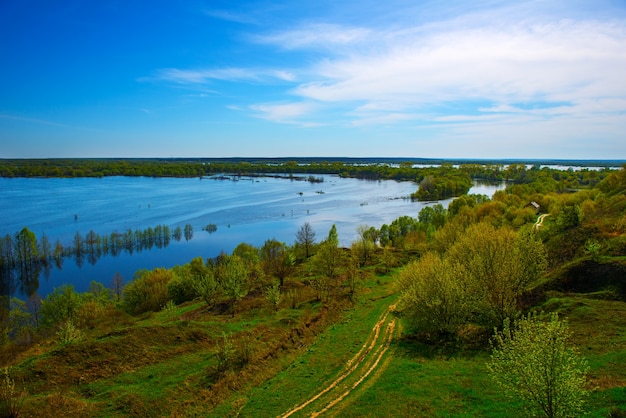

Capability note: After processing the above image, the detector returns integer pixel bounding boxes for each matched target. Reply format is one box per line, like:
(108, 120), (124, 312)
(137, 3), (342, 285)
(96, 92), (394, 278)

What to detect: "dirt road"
(534, 213), (550, 229)
(280, 304), (397, 417)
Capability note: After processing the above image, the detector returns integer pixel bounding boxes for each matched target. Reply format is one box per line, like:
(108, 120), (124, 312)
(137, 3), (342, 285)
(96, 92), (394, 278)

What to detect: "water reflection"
(0, 177), (505, 299)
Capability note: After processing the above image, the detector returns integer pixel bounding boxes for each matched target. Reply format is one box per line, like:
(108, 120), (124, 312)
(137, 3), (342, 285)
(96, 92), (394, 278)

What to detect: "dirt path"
(534, 213), (550, 229)
(280, 304), (397, 417)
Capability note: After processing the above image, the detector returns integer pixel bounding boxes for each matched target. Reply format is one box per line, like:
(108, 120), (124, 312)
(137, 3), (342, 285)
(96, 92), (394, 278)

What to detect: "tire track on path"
(280, 304), (397, 418)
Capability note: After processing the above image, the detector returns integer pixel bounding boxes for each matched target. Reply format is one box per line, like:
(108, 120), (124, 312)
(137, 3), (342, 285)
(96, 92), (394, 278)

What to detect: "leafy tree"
(418, 204), (447, 229)
(14, 228), (40, 293)
(40, 284), (82, 328)
(310, 240), (344, 279)
(327, 224), (339, 247)
(215, 332), (235, 374)
(556, 204), (581, 231)
(232, 243), (261, 283)
(260, 239), (293, 286)
(193, 269), (221, 308)
(184, 224), (194, 241)
(122, 268), (173, 315)
(166, 271), (196, 305)
(397, 252), (471, 334)
(447, 223), (547, 325)
(218, 255), (249, 317)
(487, 313), (589, 418)
(14, 227), (38, 271)
(353, 225), (376, 265)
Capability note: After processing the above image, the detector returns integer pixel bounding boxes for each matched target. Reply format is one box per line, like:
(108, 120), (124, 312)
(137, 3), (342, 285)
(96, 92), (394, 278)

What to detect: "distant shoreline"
(1, 156), (624, 167)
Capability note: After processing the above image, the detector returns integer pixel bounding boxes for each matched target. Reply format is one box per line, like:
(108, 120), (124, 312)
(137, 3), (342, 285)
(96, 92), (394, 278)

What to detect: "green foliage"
(217, 255), (249, 317)
(56, 319), (83, 344)
(487, 313), (589, 417)
(584, 239), (602, 260)
(398, 252), (472, 334)
(193, 269), (221, 308)
(264, 282), (281, 312)
(122, 268), (173, 315)
(4, 298), (33, 343)
(260, 239), (293, 286)
(214, 332), (235, 375)
(166, 273), (195, 305)
(449, 194), (491, 217)
(412, 172), (472, 201)
(161, 300), (177, 316)
(556, 204), (582, 231)
(0, 367), (24, 418)
(447, 223), (547, 325)
(399, 222), (548, 332)
(40, 284), (82, 329)
(418, 204), (448, 229)
(310, 240), (344, 279)
(352, 225), (377, 265)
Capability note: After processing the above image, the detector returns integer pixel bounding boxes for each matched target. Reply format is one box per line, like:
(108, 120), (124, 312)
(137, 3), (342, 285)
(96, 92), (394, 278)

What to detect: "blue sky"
(1, 0), (625, 159)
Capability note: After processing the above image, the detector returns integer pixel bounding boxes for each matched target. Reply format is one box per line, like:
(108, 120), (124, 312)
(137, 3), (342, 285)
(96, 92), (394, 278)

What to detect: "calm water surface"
(0, 175), (504, 299)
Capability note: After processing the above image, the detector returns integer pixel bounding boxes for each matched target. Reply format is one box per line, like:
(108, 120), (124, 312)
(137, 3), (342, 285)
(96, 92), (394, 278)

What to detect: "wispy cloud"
(0, 113), (74, 128)
(203, 9), (256, 25)
(254, 23), (371, 50)
(270, 16), (626, 139)
(249, 102), (320, 126)
(145, 67), (296, 84)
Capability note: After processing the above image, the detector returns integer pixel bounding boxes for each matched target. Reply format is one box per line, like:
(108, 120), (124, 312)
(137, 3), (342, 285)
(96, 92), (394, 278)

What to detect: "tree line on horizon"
(0, 159), (617, 203)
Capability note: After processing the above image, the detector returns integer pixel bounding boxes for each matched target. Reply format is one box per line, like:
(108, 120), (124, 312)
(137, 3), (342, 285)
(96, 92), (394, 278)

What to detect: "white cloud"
(292, 20), (626, 107)
(249, 102), (320, 126)
(148, 67), (296, 84)
(204, 9), (256, 24)
(255, 23), (371, 50)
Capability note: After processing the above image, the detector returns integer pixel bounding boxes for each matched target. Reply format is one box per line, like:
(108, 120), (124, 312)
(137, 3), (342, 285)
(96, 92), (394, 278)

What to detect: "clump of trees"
(397, 223), (547, 333)
(411, 171), (472, 201)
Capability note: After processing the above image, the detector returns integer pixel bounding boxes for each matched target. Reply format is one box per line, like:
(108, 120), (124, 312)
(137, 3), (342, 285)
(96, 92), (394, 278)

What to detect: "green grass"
(4, 267), (626, 417)
(234, 283), (398, 416)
